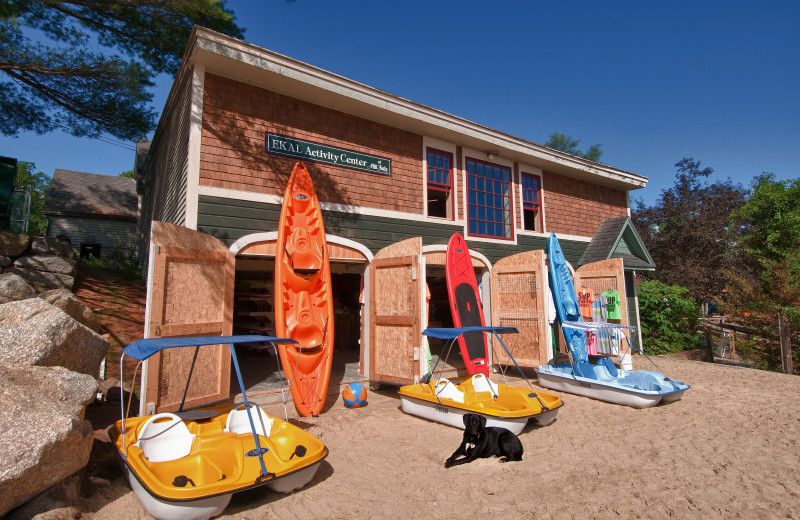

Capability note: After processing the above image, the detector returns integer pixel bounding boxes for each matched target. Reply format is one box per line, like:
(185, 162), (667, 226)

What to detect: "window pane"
(466, 157), (512, 239)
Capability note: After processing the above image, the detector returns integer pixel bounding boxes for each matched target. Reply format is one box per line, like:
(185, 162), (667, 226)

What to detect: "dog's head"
(463, 413), (487, 435)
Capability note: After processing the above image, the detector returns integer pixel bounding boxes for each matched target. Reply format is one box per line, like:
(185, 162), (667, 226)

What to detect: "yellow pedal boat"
(399, 327), (564, 434)
(111, 336), (328, 520)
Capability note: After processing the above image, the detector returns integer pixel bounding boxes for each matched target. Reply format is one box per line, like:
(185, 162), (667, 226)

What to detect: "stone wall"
(0, 232), (77, 292)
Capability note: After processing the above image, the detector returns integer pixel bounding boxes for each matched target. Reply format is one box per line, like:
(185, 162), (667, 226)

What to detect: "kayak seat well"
(284, 228), (323, 274)
(225, 404), (274, 437)
(135, 413), (196, 463)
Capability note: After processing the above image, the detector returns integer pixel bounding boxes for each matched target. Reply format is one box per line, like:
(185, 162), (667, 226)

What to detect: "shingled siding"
(197, 195), (589, 266)
(199, 74), (424, 215)
(48, 216), (137, 257)
(542, 169), (629, 237)
(137, 63), (192, 265)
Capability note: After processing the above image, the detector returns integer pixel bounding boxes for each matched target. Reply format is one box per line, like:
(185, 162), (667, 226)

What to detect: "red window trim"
(521, 171), (543, 231)
(426, 147), (455, 220)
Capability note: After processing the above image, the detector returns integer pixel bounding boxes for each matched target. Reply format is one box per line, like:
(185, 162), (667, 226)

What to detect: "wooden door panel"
(369, 237), (421, 385)
(490, 250), (549, 367)
(144, 222), (235, 413)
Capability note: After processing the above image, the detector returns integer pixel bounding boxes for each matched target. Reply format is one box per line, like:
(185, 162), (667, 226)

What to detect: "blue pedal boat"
(535, 234), (690, 408)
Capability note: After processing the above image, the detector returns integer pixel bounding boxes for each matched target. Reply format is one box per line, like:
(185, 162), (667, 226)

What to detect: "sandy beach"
(24, 356), (800, 520)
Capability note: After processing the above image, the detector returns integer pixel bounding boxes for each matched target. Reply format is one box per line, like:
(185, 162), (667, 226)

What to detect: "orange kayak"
(274, 161), (334, 416)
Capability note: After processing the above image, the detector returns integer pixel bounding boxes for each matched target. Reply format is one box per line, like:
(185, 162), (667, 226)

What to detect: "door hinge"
(411, 266), (417, 280)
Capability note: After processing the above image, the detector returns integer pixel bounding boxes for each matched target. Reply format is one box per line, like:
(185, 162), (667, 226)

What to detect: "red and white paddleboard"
(445, 233), (489, 376)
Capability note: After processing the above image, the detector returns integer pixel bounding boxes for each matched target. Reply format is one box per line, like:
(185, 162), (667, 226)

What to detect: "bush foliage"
(638, 280), (699, 355)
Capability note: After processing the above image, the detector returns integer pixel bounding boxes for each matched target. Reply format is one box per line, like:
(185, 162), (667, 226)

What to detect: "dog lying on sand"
(444, 413), (523, 468)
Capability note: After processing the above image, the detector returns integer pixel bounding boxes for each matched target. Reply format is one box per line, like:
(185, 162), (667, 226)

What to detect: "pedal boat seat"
(134, 413), (196, 463)
(225, 404), (274, 437)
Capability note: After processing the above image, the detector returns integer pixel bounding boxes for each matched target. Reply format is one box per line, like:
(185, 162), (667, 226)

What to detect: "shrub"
(638, 280), (700, 355)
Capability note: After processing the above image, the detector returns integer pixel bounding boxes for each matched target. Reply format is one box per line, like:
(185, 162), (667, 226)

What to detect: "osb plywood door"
(490, 250), (549, 368)
(574, 258), (629, 340)
(369, 237), (421, 385)
(145, 221), (235, 413)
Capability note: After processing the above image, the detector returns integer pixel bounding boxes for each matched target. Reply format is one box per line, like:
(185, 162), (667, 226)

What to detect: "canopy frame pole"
(229, 342), (272, 479)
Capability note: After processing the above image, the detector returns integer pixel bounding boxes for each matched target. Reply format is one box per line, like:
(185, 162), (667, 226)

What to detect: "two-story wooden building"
(135, 27), (655, 414)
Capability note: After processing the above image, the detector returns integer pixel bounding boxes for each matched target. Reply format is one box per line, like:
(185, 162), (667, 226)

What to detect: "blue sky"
(1, 1), (798, 207)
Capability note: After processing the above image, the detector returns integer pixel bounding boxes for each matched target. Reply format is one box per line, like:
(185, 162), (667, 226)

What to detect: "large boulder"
(13, 255), (77, 277)
(0, 232), (31, 257)
(0, 273), (36, 304)
(2, 267), (75, 292)
(0, 299), (109, 377)
(0, 363), (97, 517)
(38, 288), (102, 332)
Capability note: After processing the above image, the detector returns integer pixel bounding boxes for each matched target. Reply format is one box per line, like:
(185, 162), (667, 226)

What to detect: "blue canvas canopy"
(119, 334), (299, 475)
(422, 326), (519, 340)
(123, 335), (298, 361)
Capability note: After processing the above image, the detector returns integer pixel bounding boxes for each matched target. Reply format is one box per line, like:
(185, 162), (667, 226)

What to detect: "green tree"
(632, 158), (748, 306)
(14, 161), (50, 236)
(637, 280), (700, 355)
(1, 1), (245, 140)
(119, 169), (135, 178)
(720, 174), (800, 372)
(544, 132), (602, 162)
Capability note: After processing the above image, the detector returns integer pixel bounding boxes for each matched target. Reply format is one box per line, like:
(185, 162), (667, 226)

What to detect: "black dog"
(444, 413), (523, 468)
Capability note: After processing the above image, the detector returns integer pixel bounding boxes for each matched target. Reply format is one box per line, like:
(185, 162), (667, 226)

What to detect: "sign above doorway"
(266, 133), (392, 176)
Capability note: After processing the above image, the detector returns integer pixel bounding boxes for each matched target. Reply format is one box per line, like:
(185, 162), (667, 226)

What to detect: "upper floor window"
(521, 172), (543, 232)
(466, 158), (513, 239)
(427, 148), (453, 219)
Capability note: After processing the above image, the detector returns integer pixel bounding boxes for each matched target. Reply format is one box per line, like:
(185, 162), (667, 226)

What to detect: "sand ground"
(43, 355), (799, 520)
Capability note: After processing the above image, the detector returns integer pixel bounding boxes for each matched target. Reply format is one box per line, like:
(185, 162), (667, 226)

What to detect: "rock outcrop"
(0, 363), (97, 517)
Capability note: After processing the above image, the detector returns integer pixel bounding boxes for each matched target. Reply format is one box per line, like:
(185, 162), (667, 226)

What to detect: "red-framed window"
(427, 148), (453, 219)
(521, 172), (543, 232)
(466, 157), (513, 239)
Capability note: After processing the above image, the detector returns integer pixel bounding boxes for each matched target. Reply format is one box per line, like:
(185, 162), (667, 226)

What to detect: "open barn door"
(369, 237), (422, 385)
(142, 221), (235, 414)
(490, 249), (550, 367)
(574, 258), (629, 356)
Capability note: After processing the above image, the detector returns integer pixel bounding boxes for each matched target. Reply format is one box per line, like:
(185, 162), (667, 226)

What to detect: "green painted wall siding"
(198, 195), (588, 265)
